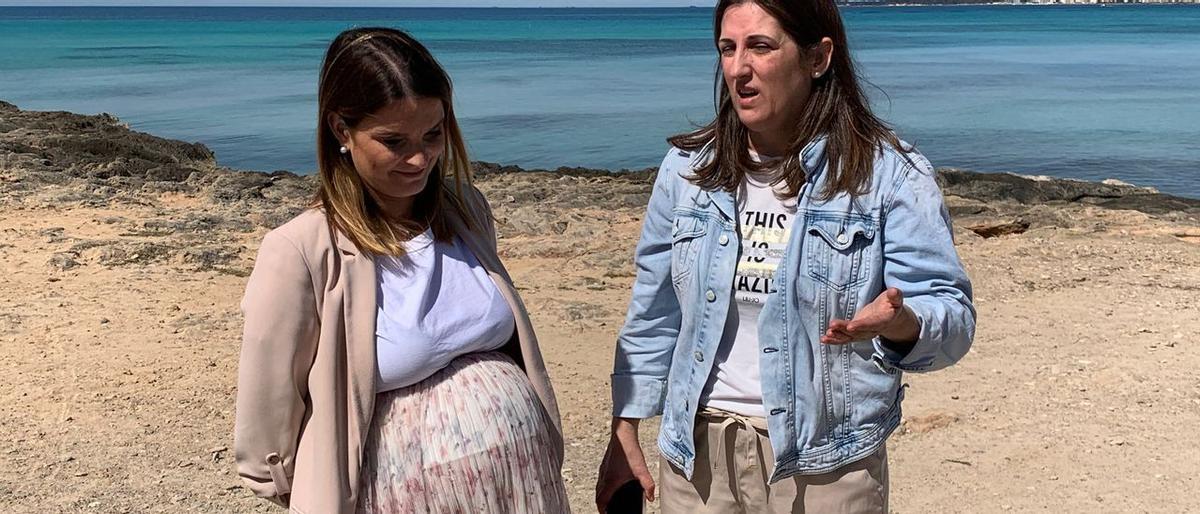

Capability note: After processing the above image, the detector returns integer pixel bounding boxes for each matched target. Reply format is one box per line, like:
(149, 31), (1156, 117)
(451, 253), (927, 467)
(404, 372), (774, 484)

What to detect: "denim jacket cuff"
(611, 374), (667, 418)
(871, 337), (907, 372)
(872, 302), (937, 373)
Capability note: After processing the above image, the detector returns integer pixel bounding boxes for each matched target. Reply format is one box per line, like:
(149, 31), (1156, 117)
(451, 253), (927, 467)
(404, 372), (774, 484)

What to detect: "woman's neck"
(372, 193), (416, 225)
(747, 130), (789, 159)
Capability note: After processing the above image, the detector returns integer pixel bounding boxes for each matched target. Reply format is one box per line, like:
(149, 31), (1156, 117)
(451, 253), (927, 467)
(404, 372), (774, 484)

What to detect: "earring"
(814, 71), (823, 78)
(339, 145), (349, 154)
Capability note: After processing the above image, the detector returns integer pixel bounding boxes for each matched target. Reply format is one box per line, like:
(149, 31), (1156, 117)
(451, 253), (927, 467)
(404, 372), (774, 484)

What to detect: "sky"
(0, 0), (716, 6)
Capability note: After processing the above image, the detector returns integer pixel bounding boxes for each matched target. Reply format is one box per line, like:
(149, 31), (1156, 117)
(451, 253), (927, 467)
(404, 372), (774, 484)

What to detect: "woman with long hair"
(234, 27), (569, 513)
(596, 1), (976, 512)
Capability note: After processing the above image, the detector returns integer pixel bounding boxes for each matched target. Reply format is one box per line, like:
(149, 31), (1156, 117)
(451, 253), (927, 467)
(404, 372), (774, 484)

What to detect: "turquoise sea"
(0, 5), (1197, 198)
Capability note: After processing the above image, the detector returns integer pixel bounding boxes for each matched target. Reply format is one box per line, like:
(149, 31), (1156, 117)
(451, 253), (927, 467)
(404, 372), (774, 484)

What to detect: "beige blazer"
(233, 187), (563, 514)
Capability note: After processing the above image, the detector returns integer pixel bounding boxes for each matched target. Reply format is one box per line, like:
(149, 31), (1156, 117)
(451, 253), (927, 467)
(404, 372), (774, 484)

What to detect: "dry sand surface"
(2, 103), (1199, 512)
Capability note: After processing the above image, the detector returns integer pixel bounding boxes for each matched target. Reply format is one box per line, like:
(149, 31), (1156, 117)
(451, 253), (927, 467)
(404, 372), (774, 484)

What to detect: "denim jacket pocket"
(671, 214), (707, 286)
(805, 216), (877, 292)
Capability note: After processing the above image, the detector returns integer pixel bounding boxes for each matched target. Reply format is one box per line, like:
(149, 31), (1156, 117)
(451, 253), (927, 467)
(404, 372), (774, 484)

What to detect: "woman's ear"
(327, 112), (351, 147)
(812, 37), (834, 78)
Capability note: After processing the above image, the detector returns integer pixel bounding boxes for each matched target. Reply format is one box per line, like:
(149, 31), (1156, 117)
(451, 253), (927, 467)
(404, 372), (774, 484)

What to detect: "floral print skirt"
(356, 351), (570, 513)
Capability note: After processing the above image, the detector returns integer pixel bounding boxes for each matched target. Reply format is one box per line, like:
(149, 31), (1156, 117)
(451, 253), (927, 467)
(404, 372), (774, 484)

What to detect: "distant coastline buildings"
(841, 0), (1198, 4)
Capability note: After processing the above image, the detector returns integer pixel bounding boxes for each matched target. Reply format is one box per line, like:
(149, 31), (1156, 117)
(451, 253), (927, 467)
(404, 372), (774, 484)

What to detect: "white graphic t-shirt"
(702, 157), (798, 417)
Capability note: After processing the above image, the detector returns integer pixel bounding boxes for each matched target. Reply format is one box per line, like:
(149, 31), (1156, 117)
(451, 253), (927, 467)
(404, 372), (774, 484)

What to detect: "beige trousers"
(659, 409), (888, 514)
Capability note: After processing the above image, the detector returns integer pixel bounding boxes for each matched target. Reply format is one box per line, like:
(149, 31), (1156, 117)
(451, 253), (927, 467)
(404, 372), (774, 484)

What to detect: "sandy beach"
(1, 101), (1198, 513)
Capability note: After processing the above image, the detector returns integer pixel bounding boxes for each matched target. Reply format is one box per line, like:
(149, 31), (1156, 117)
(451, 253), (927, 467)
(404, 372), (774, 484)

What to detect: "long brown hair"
(315, 27), (475, 256)
(669, 0), (902, 200)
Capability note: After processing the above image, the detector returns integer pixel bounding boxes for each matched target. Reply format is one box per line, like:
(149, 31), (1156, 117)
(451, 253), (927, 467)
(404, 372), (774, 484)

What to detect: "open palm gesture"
(820, 288), (919, 345)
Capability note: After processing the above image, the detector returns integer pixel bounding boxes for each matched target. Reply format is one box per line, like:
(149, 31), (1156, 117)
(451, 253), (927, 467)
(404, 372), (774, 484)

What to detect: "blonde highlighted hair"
(314, 27), (476, 256)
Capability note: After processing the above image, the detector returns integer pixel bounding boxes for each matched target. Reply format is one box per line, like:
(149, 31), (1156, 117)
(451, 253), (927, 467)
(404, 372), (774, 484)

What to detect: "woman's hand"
(820, 287), (920, 346)
(595, 417), (656, 513)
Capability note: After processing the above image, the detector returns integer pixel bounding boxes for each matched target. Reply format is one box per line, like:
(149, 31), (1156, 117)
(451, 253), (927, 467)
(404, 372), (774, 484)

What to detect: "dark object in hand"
(606, 480), (644, 514)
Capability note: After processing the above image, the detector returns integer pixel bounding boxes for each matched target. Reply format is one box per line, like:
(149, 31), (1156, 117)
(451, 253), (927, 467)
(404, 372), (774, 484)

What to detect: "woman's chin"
(385, 175), (430, 194)
(367, 180), (427, 207)
(735, 112), (772, 134)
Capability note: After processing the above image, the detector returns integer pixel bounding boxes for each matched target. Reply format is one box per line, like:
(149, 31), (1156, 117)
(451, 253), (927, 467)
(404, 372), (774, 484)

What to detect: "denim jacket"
(611, 137), (975, 482)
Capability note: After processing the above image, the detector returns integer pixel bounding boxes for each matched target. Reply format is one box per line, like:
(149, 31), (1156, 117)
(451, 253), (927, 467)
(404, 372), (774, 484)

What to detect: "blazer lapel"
(332, 227), (378, 471)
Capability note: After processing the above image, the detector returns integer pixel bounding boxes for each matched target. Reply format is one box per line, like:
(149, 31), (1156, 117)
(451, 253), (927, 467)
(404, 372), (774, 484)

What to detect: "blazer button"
(694, 351), (704, 362)
(718, 234), (729, 246)
(705, 290), (716, 302)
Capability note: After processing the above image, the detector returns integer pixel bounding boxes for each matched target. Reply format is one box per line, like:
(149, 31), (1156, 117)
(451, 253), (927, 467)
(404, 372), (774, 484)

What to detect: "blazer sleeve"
(233, 230), (320, 507)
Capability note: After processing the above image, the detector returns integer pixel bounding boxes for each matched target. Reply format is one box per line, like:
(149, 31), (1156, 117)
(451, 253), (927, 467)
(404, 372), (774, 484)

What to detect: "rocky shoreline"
(4, 100), (1197, 216)
(3, 100), (1197, 274)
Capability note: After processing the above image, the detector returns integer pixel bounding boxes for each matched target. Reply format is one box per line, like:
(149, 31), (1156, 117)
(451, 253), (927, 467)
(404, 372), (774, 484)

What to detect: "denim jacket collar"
(700, 135), (830, 220)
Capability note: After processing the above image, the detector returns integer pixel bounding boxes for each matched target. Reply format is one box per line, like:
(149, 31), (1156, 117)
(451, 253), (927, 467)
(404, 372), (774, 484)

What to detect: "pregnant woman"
(234, 27), (569, 514)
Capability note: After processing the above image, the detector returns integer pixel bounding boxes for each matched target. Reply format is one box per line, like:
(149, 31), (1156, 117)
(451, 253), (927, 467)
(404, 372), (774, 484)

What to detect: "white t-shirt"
(702, 158), (798, 417)
(373, 229), (516, 392)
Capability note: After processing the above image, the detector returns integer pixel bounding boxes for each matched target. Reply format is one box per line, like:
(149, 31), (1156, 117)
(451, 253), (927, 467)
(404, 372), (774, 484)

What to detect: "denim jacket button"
(693, 351), (704, 362)
(718, 234), (729, 246)
(836, 232), (849, 244)
(705, 290), (716, 302)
